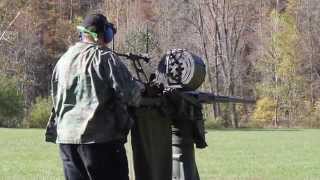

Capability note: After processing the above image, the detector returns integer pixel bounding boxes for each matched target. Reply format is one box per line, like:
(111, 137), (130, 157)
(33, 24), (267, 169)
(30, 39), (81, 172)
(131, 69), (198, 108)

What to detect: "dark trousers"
(59, 142), (129, 180)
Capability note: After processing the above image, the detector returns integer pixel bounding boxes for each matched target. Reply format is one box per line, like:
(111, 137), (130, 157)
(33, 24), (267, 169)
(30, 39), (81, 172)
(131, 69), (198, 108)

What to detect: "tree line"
(0, 0), (319, 128)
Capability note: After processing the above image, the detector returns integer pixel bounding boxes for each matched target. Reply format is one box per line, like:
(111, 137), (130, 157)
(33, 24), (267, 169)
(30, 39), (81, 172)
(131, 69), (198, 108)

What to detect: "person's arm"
(102, 51), (143, 107)
(45, 68), (58, 143)
(45, 108), (57, 143)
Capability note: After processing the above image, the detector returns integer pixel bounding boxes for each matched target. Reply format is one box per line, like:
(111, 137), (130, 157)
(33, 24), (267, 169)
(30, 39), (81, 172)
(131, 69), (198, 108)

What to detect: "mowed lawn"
(0, 128), (320, 180)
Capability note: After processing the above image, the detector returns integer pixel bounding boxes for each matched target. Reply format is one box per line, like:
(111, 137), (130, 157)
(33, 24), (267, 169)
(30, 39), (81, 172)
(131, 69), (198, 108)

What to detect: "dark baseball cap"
(81, 14), (108, 34)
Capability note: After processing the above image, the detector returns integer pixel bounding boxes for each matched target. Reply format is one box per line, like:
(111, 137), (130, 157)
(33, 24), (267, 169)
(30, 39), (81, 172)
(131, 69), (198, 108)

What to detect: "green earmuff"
(76, 26), (98, 42)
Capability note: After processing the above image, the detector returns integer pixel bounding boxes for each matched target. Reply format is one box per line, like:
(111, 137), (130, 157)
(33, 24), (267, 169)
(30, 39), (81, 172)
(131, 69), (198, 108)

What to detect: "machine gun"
(117, 48), (255, 180)
(116, 49), (255, 106)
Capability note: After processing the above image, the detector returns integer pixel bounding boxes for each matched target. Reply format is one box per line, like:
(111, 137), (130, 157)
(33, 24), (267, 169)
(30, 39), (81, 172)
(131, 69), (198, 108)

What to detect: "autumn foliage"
(0, 0), (320, 128)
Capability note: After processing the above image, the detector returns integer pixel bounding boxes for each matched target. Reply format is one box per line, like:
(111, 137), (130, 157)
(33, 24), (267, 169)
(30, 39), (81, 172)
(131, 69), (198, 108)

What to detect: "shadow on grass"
(211, 128), (302, 132)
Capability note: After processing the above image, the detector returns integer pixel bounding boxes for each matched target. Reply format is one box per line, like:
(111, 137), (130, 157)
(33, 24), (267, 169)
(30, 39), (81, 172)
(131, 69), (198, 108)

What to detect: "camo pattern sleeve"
(101, 51), (143, 107)
(47, 43), (142, 144)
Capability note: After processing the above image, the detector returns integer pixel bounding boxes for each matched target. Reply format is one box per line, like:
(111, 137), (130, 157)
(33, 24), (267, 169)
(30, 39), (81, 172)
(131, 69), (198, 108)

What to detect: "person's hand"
(143, 82), (164, 97)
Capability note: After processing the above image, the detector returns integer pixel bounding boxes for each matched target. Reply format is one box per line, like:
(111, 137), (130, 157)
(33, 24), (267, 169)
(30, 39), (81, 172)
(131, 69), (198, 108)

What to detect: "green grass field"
(0, 128), (320, 180)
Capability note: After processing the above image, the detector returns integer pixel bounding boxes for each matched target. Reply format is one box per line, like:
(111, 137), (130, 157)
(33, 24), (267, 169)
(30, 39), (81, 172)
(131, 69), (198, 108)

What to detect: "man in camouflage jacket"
(45, 14), (142, 180)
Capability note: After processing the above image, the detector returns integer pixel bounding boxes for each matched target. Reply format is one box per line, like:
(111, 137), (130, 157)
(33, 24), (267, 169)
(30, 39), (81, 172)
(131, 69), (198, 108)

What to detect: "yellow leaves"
(268, 9), (300, 80)
(252, 97), (276, 124)
(277, 56), (296, 78)
(72, 16), (83, 26)
(315, 100), (320, 112)
(286, 0), (299, 15)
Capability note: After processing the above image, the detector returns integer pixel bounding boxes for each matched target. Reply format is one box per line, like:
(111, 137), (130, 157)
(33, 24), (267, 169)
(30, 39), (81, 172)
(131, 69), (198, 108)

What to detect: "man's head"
(77, 14), (116, 45)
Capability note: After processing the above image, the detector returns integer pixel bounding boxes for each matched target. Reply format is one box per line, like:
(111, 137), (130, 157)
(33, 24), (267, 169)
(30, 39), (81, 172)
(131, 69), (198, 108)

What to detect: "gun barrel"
(115, 52), (150, 63)
(184, 92), (256, 104)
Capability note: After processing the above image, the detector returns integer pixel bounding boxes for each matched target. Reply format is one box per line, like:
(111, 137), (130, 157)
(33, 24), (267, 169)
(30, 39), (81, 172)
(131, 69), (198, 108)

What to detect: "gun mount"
(117, 49), (255, 180)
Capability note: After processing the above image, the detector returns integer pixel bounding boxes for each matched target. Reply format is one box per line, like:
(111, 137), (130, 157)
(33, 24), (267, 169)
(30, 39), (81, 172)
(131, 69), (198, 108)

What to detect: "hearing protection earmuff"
(104, 23), (116, 44)
(77, 22), (116, 44)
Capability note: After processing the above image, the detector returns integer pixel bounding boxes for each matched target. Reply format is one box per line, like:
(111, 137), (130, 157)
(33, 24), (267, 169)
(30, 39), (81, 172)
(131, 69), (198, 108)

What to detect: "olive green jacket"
(45, 42), (142, 144)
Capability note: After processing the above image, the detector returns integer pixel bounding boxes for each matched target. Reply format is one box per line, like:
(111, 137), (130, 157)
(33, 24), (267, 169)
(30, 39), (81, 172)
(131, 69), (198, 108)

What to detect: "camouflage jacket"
(45, 42), (142, 144)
